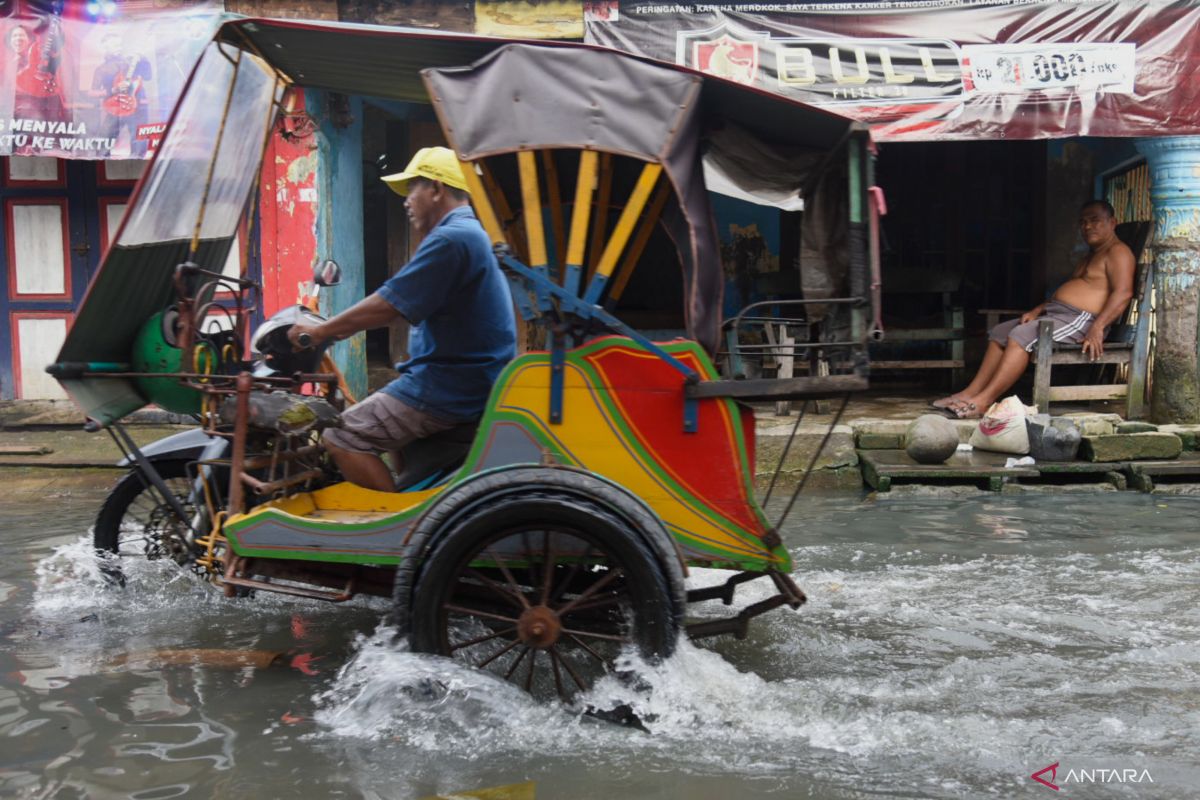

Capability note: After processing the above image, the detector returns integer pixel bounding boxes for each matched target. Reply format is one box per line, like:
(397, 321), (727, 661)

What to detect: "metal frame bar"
(107, 422), (195, 534)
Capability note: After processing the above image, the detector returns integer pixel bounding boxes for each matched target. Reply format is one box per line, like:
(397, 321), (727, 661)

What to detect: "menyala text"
(1, 119), (88, 135)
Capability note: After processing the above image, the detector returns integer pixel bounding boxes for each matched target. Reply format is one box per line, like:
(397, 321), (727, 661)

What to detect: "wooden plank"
(1034, 461), (1127, 474)
(860, 449), (1039, 479)
(457, 159), (505, 246)
(541, 150), (566, 276)
(0, 445), (53, 456)
(587, 152), (614, 278)
(1048, 384), (1128, 401)
(870, 360), (966, 369)
(1127, 454), (1200, 476)
(882, 328), (964, 341)
(592, 163), (662, 281)
(687, 374), (868, 400)
(762, 322), (779, 370)
(950, 304), (965, 386)
(517, 151), (548, 268)
(1035, 349), (1132, 366)
(608, 180), (671, 303)
(479, 160), (529, 262)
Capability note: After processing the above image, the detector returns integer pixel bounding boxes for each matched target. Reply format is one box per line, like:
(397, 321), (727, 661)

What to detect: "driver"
(288, 147), (517, 491)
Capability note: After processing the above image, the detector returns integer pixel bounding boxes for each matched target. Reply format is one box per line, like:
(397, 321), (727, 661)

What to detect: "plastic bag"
(969, 396), (1037, 455)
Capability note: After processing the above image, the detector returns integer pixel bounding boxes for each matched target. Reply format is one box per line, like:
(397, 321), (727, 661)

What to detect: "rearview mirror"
(314, 259), (341, 287)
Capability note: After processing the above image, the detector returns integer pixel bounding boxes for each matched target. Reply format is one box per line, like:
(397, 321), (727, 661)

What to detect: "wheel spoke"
(449, 625), (517, 653)
(562, 626), (629, 644)
(561, 592), (628, 615)
(540, 531), (556, 606)
(444, 603), (520, 626)
(549, 646), (566, 699)
(547, 547), (594, 605)
(564, 632), (616, 669)
(553, 647), (589, 691)
(476, 636), (521, 668)
(485, 547), (531, 608)
(505, 646), (530, 679)
(524, 648), (537, 692)
(556, 567), (624, 616)
(465, 568), (528, 610)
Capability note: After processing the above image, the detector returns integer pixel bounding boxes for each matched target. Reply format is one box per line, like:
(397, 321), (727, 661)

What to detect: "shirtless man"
(934, 200), (1135, 419)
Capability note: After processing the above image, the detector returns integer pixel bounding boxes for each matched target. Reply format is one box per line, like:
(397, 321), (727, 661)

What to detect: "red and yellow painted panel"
(224, 337), (785, 572)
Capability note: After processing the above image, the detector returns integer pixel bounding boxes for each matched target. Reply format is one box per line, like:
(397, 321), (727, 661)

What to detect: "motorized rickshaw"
(48, 18), (877, 702)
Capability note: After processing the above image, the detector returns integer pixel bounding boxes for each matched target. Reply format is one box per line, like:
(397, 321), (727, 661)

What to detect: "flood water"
(2, 484), (1197, 799)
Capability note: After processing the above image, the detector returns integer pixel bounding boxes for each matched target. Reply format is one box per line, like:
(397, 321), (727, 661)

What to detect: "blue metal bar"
(505, 275), (539, 322)
(582, 271), (611, 307)
(499, 251), (703, 433)
(549, 331), (567, 425)
(499, 253), (700, 385)
(563, 263), (583, 297)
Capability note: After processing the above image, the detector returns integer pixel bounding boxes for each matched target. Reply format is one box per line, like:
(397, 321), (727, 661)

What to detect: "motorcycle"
(91, 260), (479, 583)
(91, 282), (335, 580)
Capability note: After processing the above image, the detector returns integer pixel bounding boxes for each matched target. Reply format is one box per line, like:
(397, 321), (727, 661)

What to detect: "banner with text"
(1, 3), (220, 159)
(582, 1), (1200, 141)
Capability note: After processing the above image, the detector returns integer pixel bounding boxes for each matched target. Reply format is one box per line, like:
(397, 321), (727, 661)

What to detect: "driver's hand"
(1020, 310), (1040, 325)
(288, 323), (320, 350)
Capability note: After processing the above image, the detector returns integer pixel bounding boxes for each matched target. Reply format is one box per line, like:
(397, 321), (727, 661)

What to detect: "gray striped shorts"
(989, 300), (1098, 352)
(322, 391), (456, 455)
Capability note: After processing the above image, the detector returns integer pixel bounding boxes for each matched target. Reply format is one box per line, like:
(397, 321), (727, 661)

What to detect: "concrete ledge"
(1080, 432), (1183, 462)
(1158, 424), (1200, 451)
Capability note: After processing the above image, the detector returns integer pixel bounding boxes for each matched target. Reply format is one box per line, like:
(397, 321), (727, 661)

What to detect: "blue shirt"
(376, 206), (517, 422)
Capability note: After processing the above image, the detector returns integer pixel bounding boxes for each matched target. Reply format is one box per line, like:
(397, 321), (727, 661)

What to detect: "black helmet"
(250, 305), (330, 376)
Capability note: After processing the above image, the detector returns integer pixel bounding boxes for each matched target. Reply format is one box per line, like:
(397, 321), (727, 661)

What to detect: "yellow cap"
(381, 146), (470, 196)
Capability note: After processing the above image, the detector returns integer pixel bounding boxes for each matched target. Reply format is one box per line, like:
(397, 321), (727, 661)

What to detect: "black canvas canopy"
(54, 16), (862, 427)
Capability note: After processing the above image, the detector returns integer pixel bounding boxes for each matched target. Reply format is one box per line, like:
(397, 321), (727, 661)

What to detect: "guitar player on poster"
(4, 18), (70, 139)
(89, 29), (151, 158)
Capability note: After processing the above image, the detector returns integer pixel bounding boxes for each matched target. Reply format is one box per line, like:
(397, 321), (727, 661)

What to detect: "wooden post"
(1033, 319), (1054, 413)
(1126, 250), (1155, 419)
(774, 323), (795, 416)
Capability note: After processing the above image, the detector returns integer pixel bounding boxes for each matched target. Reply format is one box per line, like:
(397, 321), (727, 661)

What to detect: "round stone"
(905, 414), (960, 464)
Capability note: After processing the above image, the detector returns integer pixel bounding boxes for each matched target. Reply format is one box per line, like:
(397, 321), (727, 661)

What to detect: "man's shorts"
(322, 392), (457, 455)
(988, 300), (1099, 352)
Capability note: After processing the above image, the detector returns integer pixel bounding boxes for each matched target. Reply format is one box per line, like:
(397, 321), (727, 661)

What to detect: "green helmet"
(130, 308), (205, 415)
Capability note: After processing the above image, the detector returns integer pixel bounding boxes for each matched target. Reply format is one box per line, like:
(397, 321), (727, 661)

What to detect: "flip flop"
(953, 402), (982, 420)
(930, 397), (962, 410)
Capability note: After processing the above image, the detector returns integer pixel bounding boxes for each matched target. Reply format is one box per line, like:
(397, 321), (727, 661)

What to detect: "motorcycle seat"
(392, 421), (479, 491)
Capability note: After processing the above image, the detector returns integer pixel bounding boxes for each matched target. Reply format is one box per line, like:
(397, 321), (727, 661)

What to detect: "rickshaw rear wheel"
(403, 473), (682, 703)
(94, 459), (197, 585)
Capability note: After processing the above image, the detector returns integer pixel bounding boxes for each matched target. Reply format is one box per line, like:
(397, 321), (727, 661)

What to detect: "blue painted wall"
(312, 90), (367, 401)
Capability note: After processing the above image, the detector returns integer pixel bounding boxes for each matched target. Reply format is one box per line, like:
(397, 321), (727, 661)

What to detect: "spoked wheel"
(94, 460), (199, 581)
(408, 490), (679, 703)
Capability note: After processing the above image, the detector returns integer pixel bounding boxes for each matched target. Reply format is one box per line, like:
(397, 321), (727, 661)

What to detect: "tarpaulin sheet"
(1, 2), (220, 159)
(583, 0), (1200, 141)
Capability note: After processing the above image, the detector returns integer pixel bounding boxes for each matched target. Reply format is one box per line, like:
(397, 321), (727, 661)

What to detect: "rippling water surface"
(2, 486), (1197, 799)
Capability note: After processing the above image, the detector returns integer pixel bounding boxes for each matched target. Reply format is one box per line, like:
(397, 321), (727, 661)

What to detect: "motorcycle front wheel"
(94, 460), (199, 569)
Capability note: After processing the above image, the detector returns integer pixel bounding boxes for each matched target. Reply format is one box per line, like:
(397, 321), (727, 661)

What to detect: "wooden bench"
(869, 266), (965, 384)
